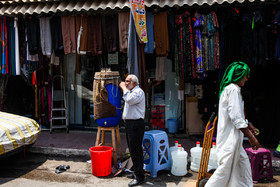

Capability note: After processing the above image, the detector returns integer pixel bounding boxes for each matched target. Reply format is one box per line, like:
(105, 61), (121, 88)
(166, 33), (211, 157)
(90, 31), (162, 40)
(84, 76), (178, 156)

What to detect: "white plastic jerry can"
(171, 144), (188, 176)
(208, 142), (218, 171)
(190, 141), (202, 172)
(170, 140), (179, 168)
(170, 140), (179, 153)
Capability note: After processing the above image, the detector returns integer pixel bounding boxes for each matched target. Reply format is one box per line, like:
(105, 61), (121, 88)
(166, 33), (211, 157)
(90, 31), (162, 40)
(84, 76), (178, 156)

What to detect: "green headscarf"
(219, 61), (250, 98)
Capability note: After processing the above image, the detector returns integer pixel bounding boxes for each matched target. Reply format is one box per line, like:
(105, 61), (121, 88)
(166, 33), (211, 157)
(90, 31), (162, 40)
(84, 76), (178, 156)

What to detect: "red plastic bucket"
(89, 146), (113, 177)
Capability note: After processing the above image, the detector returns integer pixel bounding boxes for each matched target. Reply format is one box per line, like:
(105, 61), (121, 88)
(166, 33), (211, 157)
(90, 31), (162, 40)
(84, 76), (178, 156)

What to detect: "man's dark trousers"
(125, 119), (145, 180)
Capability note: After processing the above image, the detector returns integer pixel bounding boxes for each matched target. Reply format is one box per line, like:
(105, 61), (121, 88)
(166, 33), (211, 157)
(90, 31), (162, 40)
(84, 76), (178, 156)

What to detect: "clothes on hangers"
(88, 14), (103, 55)
(25, 16), (40, 56)
(118, 12), (130, 53)
(154, 12), (169, 57)
(39, 17), (52, 56)
(144, 11), (154, 54)
(105, 14), (118, 53)
(50, 16), (64, 56)
(61, 15), (76, 55)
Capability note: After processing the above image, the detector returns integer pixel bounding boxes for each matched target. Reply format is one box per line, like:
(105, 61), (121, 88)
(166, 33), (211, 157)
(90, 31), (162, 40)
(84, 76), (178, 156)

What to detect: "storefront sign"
(130, 0), (148, 43)
(108, 52), (118, 65)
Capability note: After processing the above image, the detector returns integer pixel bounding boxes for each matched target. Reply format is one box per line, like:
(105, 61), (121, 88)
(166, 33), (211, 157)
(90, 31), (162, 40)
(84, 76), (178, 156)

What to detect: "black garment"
(50, 16), (64, 56)
(25, 16), (40, 55)
(105, 14), (118, 53)
(125, 119), (145, 180)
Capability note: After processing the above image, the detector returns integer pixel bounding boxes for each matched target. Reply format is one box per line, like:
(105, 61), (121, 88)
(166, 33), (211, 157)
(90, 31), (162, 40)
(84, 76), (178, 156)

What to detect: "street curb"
(28, 146), (91, 157)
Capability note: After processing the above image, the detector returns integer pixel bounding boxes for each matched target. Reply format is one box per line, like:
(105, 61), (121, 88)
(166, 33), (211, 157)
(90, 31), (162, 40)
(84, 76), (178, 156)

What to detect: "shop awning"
(0, 0), (256, 16)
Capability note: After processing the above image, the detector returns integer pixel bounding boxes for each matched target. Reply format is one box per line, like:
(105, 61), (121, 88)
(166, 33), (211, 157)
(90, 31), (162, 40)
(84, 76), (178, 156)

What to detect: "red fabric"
(32, 71), (37, 85)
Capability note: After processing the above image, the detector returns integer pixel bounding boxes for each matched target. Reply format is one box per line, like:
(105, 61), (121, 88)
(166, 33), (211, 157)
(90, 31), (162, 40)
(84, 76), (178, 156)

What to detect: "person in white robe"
(205, 61), (260, 187)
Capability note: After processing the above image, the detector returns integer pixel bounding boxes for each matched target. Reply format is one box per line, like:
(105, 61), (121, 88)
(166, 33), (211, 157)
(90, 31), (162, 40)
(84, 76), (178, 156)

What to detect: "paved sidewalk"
(30, 129), (204, 158)
(30, 129), (280, 163)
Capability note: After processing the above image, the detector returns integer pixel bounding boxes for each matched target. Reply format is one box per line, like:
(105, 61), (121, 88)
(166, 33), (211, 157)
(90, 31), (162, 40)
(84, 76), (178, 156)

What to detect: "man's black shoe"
(126, 174), (135, 179)
(128, 178), (144, 186)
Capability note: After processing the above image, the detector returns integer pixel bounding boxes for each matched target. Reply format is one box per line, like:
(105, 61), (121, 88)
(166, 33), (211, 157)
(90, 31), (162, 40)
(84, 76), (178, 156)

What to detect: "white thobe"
(205, 83), (253, 187)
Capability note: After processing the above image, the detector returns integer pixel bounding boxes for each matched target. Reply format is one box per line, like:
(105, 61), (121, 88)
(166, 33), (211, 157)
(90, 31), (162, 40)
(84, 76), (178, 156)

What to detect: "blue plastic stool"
(142, 130), (171, 177)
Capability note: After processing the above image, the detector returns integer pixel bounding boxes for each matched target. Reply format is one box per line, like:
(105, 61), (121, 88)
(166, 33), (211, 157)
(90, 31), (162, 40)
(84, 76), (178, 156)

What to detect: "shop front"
(0, 0), (279, 147)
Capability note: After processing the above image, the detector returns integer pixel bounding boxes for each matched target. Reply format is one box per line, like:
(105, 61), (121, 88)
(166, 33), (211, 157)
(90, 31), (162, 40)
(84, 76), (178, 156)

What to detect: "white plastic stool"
(142, 130), (171, 177)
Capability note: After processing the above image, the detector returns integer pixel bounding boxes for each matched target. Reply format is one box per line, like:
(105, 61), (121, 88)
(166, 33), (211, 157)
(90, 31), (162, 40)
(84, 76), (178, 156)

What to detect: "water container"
(190, 141), (202, 172)
(170, 141), (179, 153)
(170, 141), (178, 168)
(171, 145), (188, 176)
(208, 142), (218, 171)
(93, 71), (122, 127)
(167, 118), (178, 133)
(96, 83), (122, 127)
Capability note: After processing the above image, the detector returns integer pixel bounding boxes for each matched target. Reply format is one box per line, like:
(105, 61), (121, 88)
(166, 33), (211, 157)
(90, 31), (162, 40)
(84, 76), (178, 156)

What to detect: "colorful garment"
(211, 11), (220, 69)
(193, 13), (203, 75)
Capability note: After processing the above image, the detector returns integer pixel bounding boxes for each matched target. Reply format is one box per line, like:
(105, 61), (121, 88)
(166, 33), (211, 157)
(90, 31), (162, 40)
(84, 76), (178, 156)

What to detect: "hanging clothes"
(32, 70), (38, 118)
(202, 14), (209, 72)
(26, 32), (39, 62)
(154, 12), (169, 57)
(187, 12), (196, 79)
(155, 56), (167, 81)
(207, 13), (215, 71)
(25, 16), (40, 56)
(211, 11), (220, 69)
(76, 15), (88, 55)
(7, 17), (15, 75)
(144, 11), (154, 54)
(175, 11), (195, 81)
(14, 17), (20, 75)
(105, 14), (118, 53)
(137, 42), (148, 93)
(39, 17), (52, 56)
(88, 14), (103, 55)
(61, 15), (76, 55)
(1, 16), (8, 74)
(193, 13), (204, 76)
(184, 11), (195, 80)
(175, 14), (184, 79)
(50, 16), (64, 56)
(118, 12), (130, 53)
(127, 11), (138, 77)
